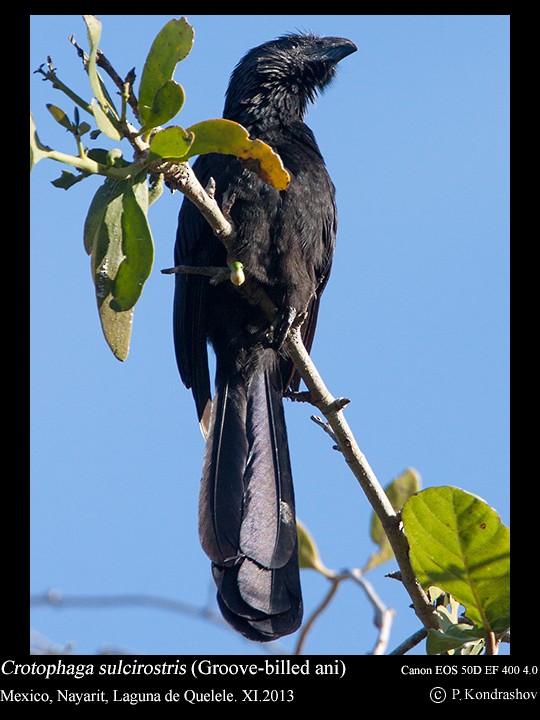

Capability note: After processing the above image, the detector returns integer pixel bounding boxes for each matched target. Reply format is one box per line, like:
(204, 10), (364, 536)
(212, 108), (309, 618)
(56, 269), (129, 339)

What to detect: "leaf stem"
(35, 63), (93, 115)
(43, 148), (144, 181)
(485, 630), (499, 655)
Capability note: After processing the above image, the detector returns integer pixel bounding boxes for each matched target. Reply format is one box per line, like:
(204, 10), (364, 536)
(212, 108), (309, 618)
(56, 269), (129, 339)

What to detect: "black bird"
(174, 33), (356, 641)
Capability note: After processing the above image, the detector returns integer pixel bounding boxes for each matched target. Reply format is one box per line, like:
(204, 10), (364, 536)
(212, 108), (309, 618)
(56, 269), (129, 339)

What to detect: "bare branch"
(160, 162), (235, 244)
(388, 628), (428, 655)
(310, 415), (340, 448)
(69, 34), (140, 120)
(294, 575), (342, 655)
(161, 264), (231, 285)
(156, 151), (439, 636)
(348, 568), (395, 655)
(294, 568), (395, 655)
(30, 589), (288, 655)
(284, 325), (439, 632)
(31, 588), (225, 626)
(283, 389), (313, 403)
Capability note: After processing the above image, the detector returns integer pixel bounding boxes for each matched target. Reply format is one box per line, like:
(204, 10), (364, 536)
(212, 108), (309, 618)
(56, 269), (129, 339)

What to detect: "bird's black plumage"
(174, 32), (356, 641)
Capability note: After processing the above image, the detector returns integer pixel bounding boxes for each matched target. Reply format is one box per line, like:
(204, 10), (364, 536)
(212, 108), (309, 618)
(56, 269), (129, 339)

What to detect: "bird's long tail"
(199, 353), (302, 641)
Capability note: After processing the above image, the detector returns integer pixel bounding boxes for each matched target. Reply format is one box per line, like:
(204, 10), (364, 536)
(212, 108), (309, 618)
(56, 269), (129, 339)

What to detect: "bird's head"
(224, 33), (357, 129)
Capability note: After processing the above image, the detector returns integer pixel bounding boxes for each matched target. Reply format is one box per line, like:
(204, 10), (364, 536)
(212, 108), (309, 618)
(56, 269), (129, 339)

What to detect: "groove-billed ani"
(173, 33), (356, 641)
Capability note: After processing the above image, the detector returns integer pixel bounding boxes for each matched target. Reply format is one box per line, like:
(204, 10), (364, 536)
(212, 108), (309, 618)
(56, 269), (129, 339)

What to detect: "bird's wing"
(173, 155), (225, 434)
(284, 186), (337, 393)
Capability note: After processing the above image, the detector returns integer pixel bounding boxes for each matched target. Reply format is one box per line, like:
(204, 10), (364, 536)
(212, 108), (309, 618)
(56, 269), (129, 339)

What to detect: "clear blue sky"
(30, 14), (509, 656)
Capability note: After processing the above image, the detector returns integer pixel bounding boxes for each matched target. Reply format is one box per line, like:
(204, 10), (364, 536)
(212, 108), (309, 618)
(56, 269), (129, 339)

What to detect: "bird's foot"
(265, 306), (298, 349)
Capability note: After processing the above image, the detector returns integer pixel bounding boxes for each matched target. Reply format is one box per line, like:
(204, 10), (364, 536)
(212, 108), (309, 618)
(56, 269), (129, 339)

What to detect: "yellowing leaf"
(46, 103), (73, 130)
(297, 519), (332, 577)
(185, 119), (290, 191)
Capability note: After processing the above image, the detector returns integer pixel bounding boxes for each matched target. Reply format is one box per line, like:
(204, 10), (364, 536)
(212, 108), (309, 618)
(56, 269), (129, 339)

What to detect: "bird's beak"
(323, 37), (358, 63)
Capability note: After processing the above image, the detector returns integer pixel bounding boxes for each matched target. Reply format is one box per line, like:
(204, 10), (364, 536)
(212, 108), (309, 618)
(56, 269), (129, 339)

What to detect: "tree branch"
(485, 630), (499, 655)
(161, 264), (231, 285)
(293, 568), (395, 655)
(68, 35), (140, 121)
(31, 588), (225, 625)
(284, 325), (439, 632)
(160, 162), (235, 244)
(348, 568), (395, 655)
(157, 157), (440, 635)
(294, 575), (341, 655)
(388, 628), (428, 655)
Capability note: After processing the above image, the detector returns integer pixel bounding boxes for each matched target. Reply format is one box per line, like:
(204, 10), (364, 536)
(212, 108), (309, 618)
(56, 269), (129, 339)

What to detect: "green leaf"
(426, 626), (484, 655)
(363, 468), (421, 571)
(83, 15), (120, 139)
(184, 119), (291, 190)
(427, 603), (486, 655)
(110, 180), (154, 312)
(46, 103), (73, 130)
(91, 98), (122, 141)
(138, 17), (194, 130)
(87, 148), (129, 168)
(83, 15), (107, 110)
(78, 121), (91, 136)
(401, 486), (510, 634)
(83, 178), (133, 360)
(142, 79), (186, 132)
(455, 639), (485, 655)
(51, 169), (87, 190)
(30, 113), (52, 171)
(297, 519), (332, 577)
(106, 148), (124, 167)
(148, 174), (164, 206)
(148, 126), (194, 159)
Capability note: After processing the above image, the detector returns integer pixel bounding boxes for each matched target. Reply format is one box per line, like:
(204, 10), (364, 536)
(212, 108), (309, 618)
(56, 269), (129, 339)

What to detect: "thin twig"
(294, 568), (395, 655)
(388, 628), (428, 655)
(69, 35), (140, 120)
(294, 575), (342, 655)
(30, 589), (287, 655)
(348, 568), (395, 655)
(284, 325), (439, 632)
(31, 589), (225, 625)
(283, 389), (313, 403)
(310, 415), (340, 448)
(161, 264), (231, 285)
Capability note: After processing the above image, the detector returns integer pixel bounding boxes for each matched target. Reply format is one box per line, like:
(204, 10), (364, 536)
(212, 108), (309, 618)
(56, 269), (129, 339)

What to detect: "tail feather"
(199, 355), (302, 641)
(241, 369), (297, 569)
(199, 375), (248, 563)
(214, 557), (302, 641)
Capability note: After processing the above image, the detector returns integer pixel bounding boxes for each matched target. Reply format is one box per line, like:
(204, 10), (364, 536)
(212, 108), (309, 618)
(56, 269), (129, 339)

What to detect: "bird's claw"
(265, 306), (298, 349)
